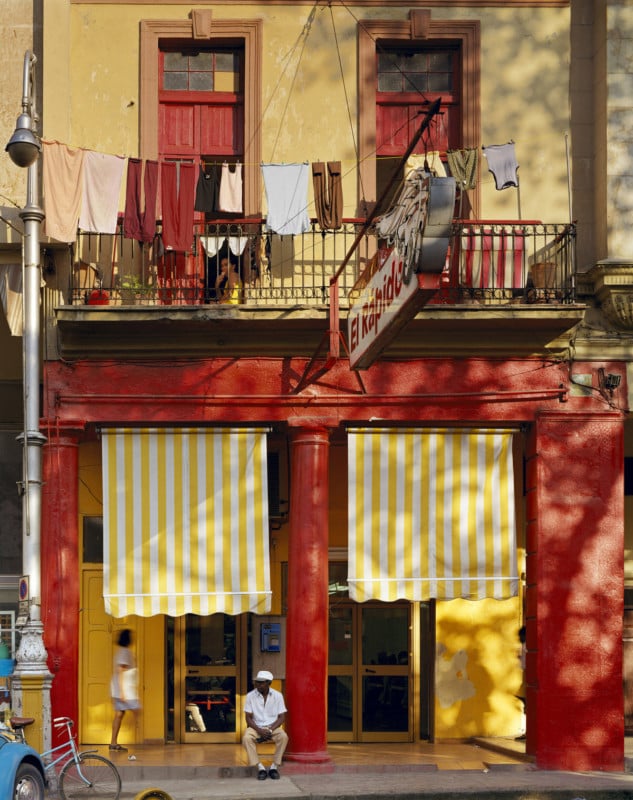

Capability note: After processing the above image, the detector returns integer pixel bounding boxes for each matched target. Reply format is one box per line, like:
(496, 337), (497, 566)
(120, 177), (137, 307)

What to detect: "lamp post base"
(12, 616), (53, 752)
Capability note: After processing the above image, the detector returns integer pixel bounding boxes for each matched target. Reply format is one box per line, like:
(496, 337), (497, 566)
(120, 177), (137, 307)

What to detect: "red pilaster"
(525, 413), (624, 771)
(284, 425), (332, 763)
(41, 427), (81, 736)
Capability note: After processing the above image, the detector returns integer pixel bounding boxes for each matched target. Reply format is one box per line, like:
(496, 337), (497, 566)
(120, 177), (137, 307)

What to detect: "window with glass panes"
(377, 50), (454, 95)
(161, 49), (242, 93)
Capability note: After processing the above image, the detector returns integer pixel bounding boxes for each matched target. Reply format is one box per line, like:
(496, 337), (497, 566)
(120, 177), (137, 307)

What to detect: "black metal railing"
(69, 219), (576, 308)
(433, 221), (576, 305)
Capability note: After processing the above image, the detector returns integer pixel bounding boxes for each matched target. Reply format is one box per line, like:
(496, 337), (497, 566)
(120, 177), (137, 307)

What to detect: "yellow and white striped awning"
(348, 428), (518, 602)
(102, 427), (271, 617)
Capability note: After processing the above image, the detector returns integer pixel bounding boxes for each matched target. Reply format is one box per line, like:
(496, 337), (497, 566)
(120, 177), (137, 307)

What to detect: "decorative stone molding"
(190, 9), (212, 39)
(582, 260), (633, 330)
(410, 10), (431, 38)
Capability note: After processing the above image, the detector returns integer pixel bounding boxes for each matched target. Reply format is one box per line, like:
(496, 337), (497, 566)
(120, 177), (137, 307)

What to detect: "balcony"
(52, 219), (585, 361)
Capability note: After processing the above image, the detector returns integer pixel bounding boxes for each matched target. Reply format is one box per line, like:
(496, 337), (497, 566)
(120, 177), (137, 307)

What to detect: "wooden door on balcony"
(376, 45), (461, 209)
(158, 46), (245, 303)
(159, 46), (244, 158)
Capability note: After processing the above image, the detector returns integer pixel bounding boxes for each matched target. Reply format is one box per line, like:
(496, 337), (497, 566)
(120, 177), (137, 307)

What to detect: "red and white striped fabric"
(461, 226), (526, 289)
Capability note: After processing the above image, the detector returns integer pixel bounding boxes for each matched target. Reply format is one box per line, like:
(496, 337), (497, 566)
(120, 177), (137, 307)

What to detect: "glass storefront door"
(174, 614), (248, 743)
(328, 602), (411, 742)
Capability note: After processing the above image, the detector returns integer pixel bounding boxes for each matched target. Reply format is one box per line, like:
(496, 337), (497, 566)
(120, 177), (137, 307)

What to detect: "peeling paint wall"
(436, 597), (524, 739)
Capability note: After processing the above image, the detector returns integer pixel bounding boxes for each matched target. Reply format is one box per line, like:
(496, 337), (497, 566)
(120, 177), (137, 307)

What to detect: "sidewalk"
(116, 765), (633, 800)
(65, 738), (633, 800)
(112, 745), (633, 800)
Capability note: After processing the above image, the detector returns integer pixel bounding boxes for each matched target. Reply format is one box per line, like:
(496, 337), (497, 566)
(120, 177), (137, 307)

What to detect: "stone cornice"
(580, 260), (633, 331)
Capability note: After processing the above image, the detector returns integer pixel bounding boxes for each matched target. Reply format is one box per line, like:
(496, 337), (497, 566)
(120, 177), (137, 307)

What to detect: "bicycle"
(10, 715), (121, 800)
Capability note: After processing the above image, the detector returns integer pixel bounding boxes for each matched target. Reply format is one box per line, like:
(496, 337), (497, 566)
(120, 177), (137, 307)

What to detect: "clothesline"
(41, 140), (346, 247)
(38, 134), (517, 250)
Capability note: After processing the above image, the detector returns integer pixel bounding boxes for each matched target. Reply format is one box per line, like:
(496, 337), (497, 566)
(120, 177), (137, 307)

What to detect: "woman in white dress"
(109, 628), (140, 751)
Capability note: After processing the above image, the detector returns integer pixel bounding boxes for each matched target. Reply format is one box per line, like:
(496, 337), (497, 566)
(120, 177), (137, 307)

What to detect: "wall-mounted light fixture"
(598, 368), (621, 398)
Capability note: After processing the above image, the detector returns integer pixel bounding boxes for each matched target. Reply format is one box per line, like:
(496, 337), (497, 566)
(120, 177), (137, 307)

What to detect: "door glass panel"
(185, 614), (236, 665)
(361, 606), (410, 737)
(328, 676), (353, 732)
(329, 606), (353, 665)
(362, 606), (408, 665)
(185, 675), (236, 733)
(182, 614), (237, 739)
(362, 675), (409, 732)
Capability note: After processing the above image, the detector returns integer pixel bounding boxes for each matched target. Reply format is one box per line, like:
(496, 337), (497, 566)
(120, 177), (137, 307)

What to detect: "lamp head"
(6, 112), (41, 168)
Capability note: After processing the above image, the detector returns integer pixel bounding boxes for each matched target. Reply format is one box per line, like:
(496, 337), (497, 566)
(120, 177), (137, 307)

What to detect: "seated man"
(242, 669), (288, 780)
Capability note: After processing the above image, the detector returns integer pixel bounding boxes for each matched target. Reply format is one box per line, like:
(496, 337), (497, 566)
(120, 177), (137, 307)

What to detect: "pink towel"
(80, 150), (126, 234)
(42, 141), (85, 243)
(219, 163), (243, 213)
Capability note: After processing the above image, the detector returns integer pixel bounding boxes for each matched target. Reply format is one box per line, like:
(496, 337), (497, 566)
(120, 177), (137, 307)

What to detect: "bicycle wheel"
(59, 753), (121, 800)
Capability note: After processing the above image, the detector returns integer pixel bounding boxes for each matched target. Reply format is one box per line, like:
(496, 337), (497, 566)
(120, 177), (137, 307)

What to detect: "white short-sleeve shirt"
(244, 687), (287, 728)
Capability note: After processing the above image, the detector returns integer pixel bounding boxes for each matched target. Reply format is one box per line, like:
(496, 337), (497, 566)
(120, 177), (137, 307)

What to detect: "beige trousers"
(242, 727), (288, 766)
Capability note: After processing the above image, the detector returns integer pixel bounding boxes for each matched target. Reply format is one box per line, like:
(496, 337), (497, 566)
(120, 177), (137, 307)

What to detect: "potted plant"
(119, 273), (151, 304)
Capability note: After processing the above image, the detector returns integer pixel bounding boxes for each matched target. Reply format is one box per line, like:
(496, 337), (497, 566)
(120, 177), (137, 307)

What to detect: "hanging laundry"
(42, 140), (85, 243)
(194, 164), (220, 214)
(160, 161), (196, 252)
(219, 162), (243, 214)
(0, 264), (23, 336)
(405, 152), (447, 179)
(199, 235), (250, 257)
(79, 150), (126, 235)
(124, 158), (159, 243)
(261, 163), (311, 236)
(312, 161), (343, 230)
(482, 142), (519, 190)
(446, 148), (479, 190)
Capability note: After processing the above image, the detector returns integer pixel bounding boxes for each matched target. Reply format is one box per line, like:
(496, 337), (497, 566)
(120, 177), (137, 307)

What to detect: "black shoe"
(257, 770), (268, 780)
(268, 769), (280, 780)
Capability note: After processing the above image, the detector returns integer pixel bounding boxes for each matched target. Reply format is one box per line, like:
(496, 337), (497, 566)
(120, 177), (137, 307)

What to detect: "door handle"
(188, 669), (200, 674)
(365, 668), (376, 674)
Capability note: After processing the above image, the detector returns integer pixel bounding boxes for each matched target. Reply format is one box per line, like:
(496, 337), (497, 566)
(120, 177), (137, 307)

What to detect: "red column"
(525, 413), (624, 771)
(284, 425), (332, 764)
(41, 427), (81, 734)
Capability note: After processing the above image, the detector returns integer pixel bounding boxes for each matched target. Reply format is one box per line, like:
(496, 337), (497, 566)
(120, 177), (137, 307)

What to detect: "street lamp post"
(6, 50), (51, 753)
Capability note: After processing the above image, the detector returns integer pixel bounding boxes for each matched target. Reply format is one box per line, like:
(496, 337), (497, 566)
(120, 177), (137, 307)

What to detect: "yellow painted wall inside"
(435, 597), (524, 739)
(45, 2), (570, 223)
(79, 442), (164, 744)
(329, 441), (348, 549)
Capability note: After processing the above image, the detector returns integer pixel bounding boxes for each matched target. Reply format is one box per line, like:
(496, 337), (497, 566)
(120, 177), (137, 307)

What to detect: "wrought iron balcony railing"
(70, 218), (576, 308)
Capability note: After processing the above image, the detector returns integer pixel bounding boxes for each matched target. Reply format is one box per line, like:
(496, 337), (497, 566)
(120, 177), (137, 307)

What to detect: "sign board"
(348, 248), (439, 370)
(16, 576), (29, 627)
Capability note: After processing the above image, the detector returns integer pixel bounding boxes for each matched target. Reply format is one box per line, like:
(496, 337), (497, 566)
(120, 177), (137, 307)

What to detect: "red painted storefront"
(40, 355), (624, 771)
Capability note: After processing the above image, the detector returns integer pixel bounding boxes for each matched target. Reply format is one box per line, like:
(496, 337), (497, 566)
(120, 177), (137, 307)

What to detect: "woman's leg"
(111, 709), (125, 745)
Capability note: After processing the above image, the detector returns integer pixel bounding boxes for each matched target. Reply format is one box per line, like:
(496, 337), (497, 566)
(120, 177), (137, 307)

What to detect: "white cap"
(254, 669), (273, 682)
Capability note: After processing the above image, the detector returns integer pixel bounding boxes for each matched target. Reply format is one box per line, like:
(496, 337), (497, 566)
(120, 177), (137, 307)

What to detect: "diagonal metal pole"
(295, 98), (442, 391)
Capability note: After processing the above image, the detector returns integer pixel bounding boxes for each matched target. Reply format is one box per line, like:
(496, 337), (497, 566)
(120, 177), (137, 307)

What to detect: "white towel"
(80, 150), (126, 234)
(200, 235), (250, 256)
(262, 163), (311, 236)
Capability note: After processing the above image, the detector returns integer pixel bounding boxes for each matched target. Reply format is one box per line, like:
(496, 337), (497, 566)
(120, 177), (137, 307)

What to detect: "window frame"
(140, 19), (262, 216)
(357, 17), (480, 217)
